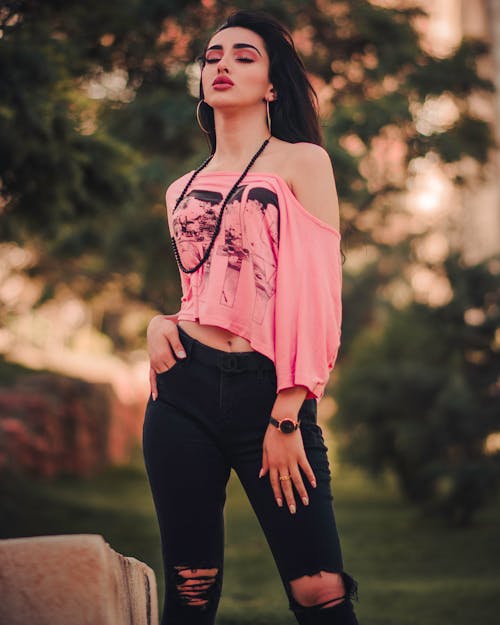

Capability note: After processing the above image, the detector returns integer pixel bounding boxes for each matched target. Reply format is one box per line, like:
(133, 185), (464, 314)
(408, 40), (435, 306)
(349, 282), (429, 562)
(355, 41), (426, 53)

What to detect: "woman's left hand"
(260, 423), (317, 514)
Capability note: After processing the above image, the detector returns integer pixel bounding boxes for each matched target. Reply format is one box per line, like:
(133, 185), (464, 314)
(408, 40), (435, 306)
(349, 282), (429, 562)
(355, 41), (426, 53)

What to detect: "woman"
(143, 9), (360, 625)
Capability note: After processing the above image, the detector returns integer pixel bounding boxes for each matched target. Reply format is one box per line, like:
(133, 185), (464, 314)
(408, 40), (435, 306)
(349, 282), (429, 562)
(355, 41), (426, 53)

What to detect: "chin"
(206, 96), (243, 109)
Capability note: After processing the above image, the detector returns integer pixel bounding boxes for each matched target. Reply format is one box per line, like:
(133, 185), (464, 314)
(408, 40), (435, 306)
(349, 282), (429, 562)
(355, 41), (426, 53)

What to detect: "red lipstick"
(212, 75), (234, 87)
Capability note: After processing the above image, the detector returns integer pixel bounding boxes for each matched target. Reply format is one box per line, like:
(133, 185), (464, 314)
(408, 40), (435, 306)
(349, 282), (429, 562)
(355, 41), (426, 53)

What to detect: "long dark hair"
(195, 9), (323, 153)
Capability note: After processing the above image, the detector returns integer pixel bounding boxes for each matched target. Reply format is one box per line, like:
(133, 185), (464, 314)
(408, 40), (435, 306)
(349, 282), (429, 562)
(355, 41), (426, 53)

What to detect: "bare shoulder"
(286, 142), (333, 180)
(290, 140), (330, 161)
(285, 142), (340, 232)
(266, 139), (332, 181)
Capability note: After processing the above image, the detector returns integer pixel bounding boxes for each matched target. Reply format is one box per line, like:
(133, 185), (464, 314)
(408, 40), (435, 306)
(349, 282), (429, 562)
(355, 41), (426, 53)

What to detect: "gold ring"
(279, 474), (291, 481)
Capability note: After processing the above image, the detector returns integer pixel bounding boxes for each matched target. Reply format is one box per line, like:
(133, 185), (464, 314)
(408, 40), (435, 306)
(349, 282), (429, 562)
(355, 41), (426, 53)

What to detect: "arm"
(270, 386), (308, 423)
(270, 143), (341, 422)
(288, 142), (341, 232)
(261, 144), (341, 516)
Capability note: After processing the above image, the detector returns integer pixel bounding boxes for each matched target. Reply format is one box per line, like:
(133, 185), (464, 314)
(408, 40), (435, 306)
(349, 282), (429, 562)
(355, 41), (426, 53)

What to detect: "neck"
(210, 103), (271, 168)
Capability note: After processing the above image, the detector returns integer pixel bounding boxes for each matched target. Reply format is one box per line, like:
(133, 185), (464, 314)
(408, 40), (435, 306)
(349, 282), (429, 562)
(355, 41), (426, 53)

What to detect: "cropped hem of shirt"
(166, 170), (343, 403)
(177, 312), (273, 363)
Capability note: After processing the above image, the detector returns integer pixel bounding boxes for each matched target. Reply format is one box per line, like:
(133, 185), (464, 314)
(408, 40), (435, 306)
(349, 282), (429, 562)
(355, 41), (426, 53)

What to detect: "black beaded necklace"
(170, 136), (271, 274)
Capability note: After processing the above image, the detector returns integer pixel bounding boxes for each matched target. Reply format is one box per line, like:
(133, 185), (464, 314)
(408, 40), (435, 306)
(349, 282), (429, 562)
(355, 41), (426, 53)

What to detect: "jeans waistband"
(177, 324), (276, 374)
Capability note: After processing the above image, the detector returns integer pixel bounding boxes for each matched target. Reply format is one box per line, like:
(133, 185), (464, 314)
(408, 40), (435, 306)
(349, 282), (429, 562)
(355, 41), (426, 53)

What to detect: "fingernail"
(312, 480), (317, 488)
(302, 496), (309, 506)
(277, 498), (283, 507)
(290, 504), (296, 514)
(258, 468), (263, 478)
(178, 350), (187, 358)
(152, 392), (157, 401)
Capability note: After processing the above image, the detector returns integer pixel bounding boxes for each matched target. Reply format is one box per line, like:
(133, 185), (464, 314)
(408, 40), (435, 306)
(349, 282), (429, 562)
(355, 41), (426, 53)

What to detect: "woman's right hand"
(147, 315), (187, 400)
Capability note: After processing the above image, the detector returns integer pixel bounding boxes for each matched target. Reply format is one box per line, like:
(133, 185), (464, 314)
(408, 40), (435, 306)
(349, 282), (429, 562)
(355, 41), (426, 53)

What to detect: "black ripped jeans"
(142, 325), (360, 625)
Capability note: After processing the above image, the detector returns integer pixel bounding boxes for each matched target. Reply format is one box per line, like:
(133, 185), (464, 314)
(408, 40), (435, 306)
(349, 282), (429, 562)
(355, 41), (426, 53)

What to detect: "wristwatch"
(269, 416), (301, 434)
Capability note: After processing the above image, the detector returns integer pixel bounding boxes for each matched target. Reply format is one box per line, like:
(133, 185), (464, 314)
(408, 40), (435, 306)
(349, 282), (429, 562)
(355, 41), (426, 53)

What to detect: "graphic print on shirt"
(242, 187), (279, 324)
(172, 189), (222, 277)
(172, 184), (279, 324)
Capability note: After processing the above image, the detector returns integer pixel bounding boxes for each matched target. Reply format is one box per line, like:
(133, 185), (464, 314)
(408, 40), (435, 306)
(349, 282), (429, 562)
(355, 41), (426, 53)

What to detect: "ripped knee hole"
(290, 569), (347, 609)
(173, 566), (219, 607)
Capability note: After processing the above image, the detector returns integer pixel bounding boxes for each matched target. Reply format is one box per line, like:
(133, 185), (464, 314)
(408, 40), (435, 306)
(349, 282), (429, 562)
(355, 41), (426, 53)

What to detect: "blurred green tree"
(334, 251), (500, 526)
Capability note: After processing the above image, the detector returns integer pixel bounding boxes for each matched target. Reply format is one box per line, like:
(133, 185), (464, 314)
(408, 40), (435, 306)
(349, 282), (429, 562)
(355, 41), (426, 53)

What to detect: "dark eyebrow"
(206, 43), (262, 56)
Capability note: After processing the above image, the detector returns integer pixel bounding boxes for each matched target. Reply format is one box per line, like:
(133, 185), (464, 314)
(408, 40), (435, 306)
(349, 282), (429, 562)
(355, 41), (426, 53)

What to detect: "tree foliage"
(334, 252), (500, 526)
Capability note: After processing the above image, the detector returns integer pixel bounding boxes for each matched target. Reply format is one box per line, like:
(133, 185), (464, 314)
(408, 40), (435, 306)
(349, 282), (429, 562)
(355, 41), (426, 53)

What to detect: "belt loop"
(220, 353), (242, 372)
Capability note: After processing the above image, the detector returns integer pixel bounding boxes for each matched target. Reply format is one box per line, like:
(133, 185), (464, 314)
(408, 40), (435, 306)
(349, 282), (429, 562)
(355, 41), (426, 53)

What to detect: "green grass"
(1, 443), (499, 625)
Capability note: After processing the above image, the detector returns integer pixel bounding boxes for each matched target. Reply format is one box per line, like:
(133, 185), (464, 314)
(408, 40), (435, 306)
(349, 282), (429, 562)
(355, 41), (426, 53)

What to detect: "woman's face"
(201, 26), (275, 109)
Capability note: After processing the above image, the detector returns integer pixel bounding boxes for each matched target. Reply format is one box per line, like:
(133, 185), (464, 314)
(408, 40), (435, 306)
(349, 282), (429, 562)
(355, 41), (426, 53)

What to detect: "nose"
(214, 54), (230, 72)
(216, 61), (229, 72)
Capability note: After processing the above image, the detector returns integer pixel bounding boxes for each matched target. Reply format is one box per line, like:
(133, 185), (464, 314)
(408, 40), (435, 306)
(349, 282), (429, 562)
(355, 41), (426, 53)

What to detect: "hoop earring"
(196, 99), (210, 134)
(266, 99), (272, 136)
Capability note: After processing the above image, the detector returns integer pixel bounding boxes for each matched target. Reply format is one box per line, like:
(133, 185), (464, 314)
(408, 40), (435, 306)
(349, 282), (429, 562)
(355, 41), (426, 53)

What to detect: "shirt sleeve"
(272, 180), (343, 401)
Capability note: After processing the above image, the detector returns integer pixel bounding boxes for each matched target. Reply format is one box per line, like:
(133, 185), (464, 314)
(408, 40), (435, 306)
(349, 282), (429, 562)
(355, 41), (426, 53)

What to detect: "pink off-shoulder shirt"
(165, 170), (343, 401)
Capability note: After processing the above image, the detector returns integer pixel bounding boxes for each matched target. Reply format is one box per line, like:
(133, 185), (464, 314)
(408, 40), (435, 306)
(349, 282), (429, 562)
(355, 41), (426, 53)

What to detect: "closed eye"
(205, 57), (254, 63)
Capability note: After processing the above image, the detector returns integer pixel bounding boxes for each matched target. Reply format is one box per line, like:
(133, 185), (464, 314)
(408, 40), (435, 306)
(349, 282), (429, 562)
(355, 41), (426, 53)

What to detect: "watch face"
(280, 419), (296, 434)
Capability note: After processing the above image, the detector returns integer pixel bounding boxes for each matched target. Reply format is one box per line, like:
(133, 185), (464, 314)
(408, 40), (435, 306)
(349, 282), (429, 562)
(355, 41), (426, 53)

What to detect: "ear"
(266, 85), (277, 102)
